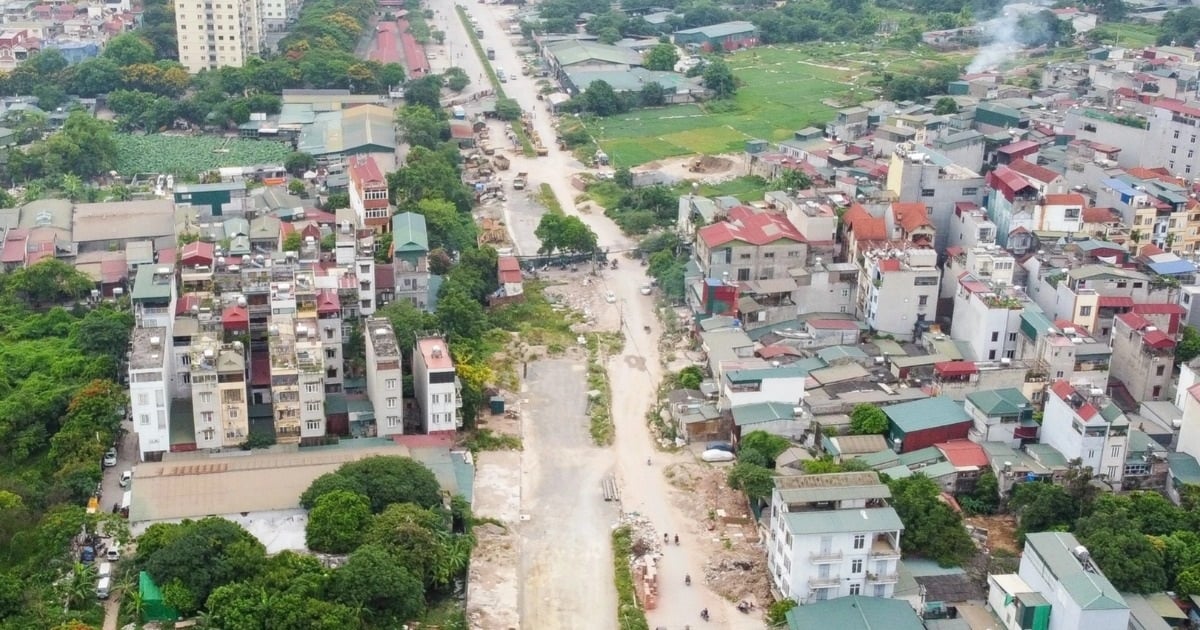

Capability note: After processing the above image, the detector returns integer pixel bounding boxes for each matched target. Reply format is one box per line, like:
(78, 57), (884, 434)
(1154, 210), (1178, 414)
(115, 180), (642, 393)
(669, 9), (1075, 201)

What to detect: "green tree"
(302, 456), (443, 513)
(888, 474), (975, 566)
(363, 503), (451, 587)
(740, 430), (790, 463)
(849, 404), (888, 435)
(140, 517), (268, 612)
(405, 74), (445, 110)
(306, 490), (372, 553)
(1009, 481), (1076, 539)
(778, 169), (811, 191)
(1179, 326), (1200, 365)
(961, 468), (999, 515)
(580, 80), (626, 116)
(934, 97), (960, 115)
(702, 59), (737, 98)
(494, 98), (523, 121)
(534, 214), (598, 254)
(727, 462), (774, 501)
(284, 152), (317, 176)
(379, 300), (439, 355)
(437, 287), (490, 341)
(443, 66), (470, 92)
(643, 43), (679, 71)
(102, 34), (157, 66)
(282, 232), (303, 252)
(332, 544), (426, 624)
(415, 197), (476, 252)
(288, 179), (307, 197)
(766, 598), (797, 626)
(2, 258), (94, 307)
(677, 366), (703, 389)
(639, 81), (666, 107)
(395, 104), (447, 151)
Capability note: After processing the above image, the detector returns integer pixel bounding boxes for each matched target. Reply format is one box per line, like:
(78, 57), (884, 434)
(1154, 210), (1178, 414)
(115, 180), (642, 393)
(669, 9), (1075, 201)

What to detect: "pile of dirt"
(964, 514), (1021, 554)
(689, 155), (733, 174)
(704, 548), (770, 604)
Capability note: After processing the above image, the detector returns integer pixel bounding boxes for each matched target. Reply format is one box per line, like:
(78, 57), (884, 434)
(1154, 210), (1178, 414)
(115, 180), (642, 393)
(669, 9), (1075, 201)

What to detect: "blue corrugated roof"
(1102, 177), (1139, 197)
(1148, 259), (1196, 275)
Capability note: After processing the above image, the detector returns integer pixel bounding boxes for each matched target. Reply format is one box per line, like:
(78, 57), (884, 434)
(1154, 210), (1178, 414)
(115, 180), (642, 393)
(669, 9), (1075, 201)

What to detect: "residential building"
(964, 388), (1035, 447)
(783, 595), (925, 630)
(1016, 310), (1111, 394)
(1174, 380), (1200, 463)
(792, 260), (859, 316)
(766, 472), (903, 603)
(334, 208), (376, 319)
(348, 155), (390, 232)
(364, 318), (403, 436)
(129, 326), (171, 461)
(939, 241), (1015, 312)
(413, 337), (459, 434)
(1110, 312), (1175, 403)
(1042, 380), (1129, 482)
(1145, 99), (1200, 179)
(495, 255), (524, 303)
(174, 0), (264, 72)
(267, 314), (320, 444)
(694, 205), (807, 283)
(1023, 263), (1163, 337)
(261, 0), (300, 32)
(188, 335), (248, 449)
(884, 396), (972, 453)
(392, 212), (430, 310)
(1016, 532), (1130, 630)
(294, 315), (326, 439)
(885, 143), (985, 252)
(131, 264), (177, 331)
(857, 247), (940, 341)
(950, 272), (1028, 362)
(721, 364), (808, 411)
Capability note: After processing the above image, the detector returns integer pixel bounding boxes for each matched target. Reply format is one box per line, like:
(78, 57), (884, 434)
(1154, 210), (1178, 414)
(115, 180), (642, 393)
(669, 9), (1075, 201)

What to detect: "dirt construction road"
(442, 3), (765, 627)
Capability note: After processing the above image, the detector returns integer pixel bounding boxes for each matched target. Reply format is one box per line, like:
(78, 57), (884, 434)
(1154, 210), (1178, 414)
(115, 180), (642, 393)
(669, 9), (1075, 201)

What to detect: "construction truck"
(512, 172), (527, 190)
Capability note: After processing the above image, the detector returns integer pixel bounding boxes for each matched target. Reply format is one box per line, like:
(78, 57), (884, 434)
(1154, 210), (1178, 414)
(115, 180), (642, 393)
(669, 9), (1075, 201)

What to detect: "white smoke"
(966, 11), (1021, 74)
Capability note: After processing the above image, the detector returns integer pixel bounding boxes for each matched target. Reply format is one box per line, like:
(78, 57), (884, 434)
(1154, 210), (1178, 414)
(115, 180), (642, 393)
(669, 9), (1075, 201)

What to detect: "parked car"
(640, 284), (652, 295)
(119, 470), (132, 488)
(80, 546), (96, 564)
(605, 291), (616, 303)
(102, 449), (117, 468)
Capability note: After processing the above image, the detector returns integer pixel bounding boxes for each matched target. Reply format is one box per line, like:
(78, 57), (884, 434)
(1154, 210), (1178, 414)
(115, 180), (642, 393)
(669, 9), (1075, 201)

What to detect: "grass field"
(586, 43), (971, 167)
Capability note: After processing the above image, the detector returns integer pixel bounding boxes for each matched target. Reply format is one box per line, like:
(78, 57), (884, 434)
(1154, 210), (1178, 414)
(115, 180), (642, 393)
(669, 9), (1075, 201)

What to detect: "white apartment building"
(1042, 380), (1129, 482)
(188, 335), (249, 449)
(766, 472), (904, 604)
(294, 316), (326, 439)
(335, 208), (377, 318)
(857, 247), (940, 341)
(129, 326), (171, 461)
(175, 0), (264, 73)
(1016, 532), (1129, 630)
(1175, 381), (1200, 461)
(721, 364), (808, 411)
(365, 318), (404, 437)
(267, 314), (307, 443)
(413, 337), (459, 434)
(950, 272), (1028, 362)
(885, 143), (985, 252)
(316, 288), (343, 392)
(260, 0), (299, 32)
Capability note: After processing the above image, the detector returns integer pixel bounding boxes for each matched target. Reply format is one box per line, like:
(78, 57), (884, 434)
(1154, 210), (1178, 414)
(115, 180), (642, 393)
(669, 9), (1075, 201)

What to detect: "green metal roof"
(325, 394), (347, 414)
(674, 20), (757, 38)
(776, 483), (890, 504)
(1168, 453), (1200, 485)
(881, 464), (913, 479)
(131, 264), (173, 302)
(785, 594), (925, 630)
(726, 365), (813, 383)
(965, 388), (1030, 417)
(782, 506), (903, 536)
(1024, 443), (1068, 467)
(1024, 532), (1127, 611)
(731, 401), (794, 426)
(885, 397), (970, 434)
(544, 40), (642, 67)
(857, 449), (899, 469)
(817, 345), (869, 363)
(897, 446), (944, 467)
(391, 212), (429, 252)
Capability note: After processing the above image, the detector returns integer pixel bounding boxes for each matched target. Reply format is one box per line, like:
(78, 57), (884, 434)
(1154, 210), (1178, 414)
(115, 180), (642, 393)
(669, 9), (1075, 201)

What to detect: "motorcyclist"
(685, 574), (691, 586)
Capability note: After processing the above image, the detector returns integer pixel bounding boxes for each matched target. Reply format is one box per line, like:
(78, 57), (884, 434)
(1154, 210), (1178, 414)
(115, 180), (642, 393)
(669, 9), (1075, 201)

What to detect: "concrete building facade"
(413, 337), (459, 434)
(175, 0), (264, 72)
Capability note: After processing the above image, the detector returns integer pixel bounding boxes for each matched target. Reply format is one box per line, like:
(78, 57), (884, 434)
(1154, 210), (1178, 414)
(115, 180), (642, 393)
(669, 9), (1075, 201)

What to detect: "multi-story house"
(392, 212), (430, 310)
(132, 264), (176, 331)
(293, 316), (326, 439)
(1016, 314), (1112, 394)
(857, 247), (939, 341)
(267, 315), (303, 444)
(885, 143), (985, 251)
(413, 337), (459, 434)
(1042, 380), (1129, 482)
(1099, 171), (1194, 252)
(1143, 99), (1200, 179)
(316, 288), (342, 392)
(334, 208), (376, 319)
(1023, 262), (1165, 337)
(188, 335), (248, 449)
(766, 472), (903, 603)
(260, 0), (300, 32)
(946, 201), (997, 251)
(950, 272), (1029, 362)
(129, 326), (171, 461)
(348, 155), (390, 232)
(1014, 532), (1129, 630)
(1109, 312), (1176, 402)
(793, 258), (858, 316)
(721, 364), (808, 412)
(964, 388), (1035, 447)
(365, 318), (403, 437)
(174, 0), (264, 72)
(985, 164), (1046, 253)
(694, 205), (807, 282)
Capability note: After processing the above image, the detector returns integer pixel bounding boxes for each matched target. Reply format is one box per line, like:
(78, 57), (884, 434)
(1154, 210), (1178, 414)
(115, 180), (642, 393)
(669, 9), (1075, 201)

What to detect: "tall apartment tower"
(365, 318), (404, 437)
(175, 0), (264, 73)
(189, 335), (249, 449)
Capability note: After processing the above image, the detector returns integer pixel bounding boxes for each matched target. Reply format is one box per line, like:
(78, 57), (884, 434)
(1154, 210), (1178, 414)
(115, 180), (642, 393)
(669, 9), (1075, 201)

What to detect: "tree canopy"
(849, 404), (888, 435)
(300, 456), (444, 513)
(535, 214), (599, 254)
(888, 475), (975, 567)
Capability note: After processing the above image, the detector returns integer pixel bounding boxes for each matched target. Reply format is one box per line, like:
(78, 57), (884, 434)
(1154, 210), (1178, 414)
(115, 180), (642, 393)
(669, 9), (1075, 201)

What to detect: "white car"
(640, 284), (652, 295)
(102, 448), (117, 468)
(605, 291), (616, 303)
(119, 470), (132, 488)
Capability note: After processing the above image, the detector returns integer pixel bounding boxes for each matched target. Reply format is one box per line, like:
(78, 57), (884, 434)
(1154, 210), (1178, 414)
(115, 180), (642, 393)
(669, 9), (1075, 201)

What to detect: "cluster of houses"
(0, 0), (139, 68)
(662, 40), (1200, 630)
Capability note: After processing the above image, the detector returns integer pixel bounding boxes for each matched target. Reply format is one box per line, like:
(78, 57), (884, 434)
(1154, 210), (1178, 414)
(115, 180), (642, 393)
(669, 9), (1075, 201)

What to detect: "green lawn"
(587, 43), (975, 167)
(1088, 22), (1160, 49)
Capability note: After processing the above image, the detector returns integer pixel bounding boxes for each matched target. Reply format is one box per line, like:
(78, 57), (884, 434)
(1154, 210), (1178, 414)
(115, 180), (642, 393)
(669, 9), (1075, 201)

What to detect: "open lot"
(587, 43), (972, 166)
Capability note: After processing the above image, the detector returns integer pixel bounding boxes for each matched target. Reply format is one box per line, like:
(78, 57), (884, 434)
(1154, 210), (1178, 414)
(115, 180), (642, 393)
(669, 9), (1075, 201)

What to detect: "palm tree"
(123, 590), (144, 624)
(63, 563), (96, 611)
(61, 174), (84, 202)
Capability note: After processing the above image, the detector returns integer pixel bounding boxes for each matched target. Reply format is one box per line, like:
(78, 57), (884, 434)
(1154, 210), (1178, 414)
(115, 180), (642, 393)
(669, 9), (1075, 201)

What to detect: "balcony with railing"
(808, 575), (841, 588)
(869, 533), (901, 559)
(866, 571), (899, 583)
(809, 550), (843, 563)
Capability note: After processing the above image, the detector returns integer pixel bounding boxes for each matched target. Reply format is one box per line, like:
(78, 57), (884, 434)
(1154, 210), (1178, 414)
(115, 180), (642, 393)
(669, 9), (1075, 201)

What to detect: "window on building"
(739, 253), (752, 260)
(849, 583), (861, 595)
(918, 295), (928, 306)
(1172, 145), (1178, 154)
(921, 188), (935, 197)
(1153, 385), (1163, 398)
(182, 373), (191, 384)
(1008, 333), (1017, 342)
(325, 348), (336, 359)
(387, 397), (397, 408)
(306, 419), (321, 431)
(1111, 445), (1121, 459)
(853, 534), (865, 549)
(874, 584), (886, 597)
(737, 269), (750, 281)
(1079, 306), (1092, 317)
(386, 378), (397, 389)
(763, 252), (775, 259)
(201, 411), (213, 424)
(140, 413), (150, 426)
(961, 187), (978, 196)
(306, 402), (321, 412)
(988, 350), (997, 360)
(1174, 130), (1181, 139)
(199, 391), (212, 403)
(1133, 282), (1144, 289)
(852, 559), (863, 573)
(1107, 466), (1119, 479)
(137, 392), (149, 406)
(991, 332), (999, 342)
(306, 383), (320, 393)
(1157, 365), (1166, 376)
(387, 416), (401, 427)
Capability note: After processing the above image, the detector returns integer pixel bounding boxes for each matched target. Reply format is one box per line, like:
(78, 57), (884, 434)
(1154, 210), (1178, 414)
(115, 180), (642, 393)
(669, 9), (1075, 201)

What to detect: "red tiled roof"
(987, 166), (1034, 202)
(697, 206), (805, 248)
(251, 355), (271, 387)
(878, 258), (902, 272)
(1114, 87), (1138, 98)
(1044, 193), (1084, 206)
(1117, 312), (1151, 330)
(180, 241), (215, 265)
(176, 293), (201, 316)
(936, 440), (990, 468)
(375, 264), (395, 290)
(1128, 166), (1177, 183)
(348, 155), (384, 184)
(222, 305), (248, 328)
(1098, 296), (1134, 308)
(100, 258), (127, 284)
(935, 361), (978, 376)
(1139, 243), (1165, 257)
(498, 262), (522, 284)
(842, 203), (887, 241)
(1082, 207), (1118, 223)
(1131, 303), (1186, 315)
(1007, 159), (1060, 184)
(1143, 330), (1175, 348)
(954, 201), (980, 214)
(1, 228), (27, 264)
(305, 209), (337, 224)
(998, 139), (1038, 155)
(26, 244), (53, 265)
(157, 247), (176, 264)
(1155, 98), (1200, 118)
(757, 345), (803, 359)
(317, 288), (340, 314)
(807, 319), (859, 330)
(1050, 380), (1097, 421)
(892, 202), (931, 233)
